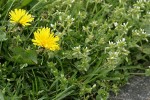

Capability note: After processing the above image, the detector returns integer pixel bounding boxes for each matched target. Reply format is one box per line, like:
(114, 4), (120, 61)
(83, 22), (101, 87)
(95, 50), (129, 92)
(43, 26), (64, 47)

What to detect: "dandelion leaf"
(11, 47), (37, 64)
(0, 31), (7, 41)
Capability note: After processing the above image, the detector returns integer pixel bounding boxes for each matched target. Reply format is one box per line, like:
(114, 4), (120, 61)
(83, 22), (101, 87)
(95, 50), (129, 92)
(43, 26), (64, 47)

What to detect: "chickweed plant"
(0, 0), (150, 100)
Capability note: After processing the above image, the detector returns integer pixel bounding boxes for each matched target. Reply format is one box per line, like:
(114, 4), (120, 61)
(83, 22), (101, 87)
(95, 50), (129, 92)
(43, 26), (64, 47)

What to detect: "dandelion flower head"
(32, 27), (60, 51)
(9, 9), (34, 26)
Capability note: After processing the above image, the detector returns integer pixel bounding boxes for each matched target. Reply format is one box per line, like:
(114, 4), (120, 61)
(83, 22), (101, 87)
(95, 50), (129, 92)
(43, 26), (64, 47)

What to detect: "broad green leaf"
(140, 44), (150, 54)
(144, 25), (150, 34)
(11, 47), (37, 64)
(145, 69), (150, 76)
(0, 31), (7, 41)
(0, 90), (4, 100)
(0, 0), (6, 7)
(17, 0), (33, 8)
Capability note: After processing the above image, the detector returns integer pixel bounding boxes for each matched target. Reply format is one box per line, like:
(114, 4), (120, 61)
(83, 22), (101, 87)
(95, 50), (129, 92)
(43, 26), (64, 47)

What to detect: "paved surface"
(109, 76), (150, 100)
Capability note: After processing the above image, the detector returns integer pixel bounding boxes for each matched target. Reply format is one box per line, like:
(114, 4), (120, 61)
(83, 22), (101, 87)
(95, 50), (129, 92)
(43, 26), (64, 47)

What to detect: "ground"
(110, 76), (150, 100)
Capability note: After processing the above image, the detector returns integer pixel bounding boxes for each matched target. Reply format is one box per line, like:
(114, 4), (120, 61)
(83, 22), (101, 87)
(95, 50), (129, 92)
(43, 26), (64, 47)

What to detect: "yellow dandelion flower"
(9, 9), (34, 26)
(32, 27), (60, 51)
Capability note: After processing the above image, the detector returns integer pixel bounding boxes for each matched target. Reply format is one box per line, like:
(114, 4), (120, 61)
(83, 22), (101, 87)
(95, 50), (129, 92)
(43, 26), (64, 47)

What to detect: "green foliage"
(0, 90), (4, 100)
(0, 0), (150, 99)
(10, 47), (37, 64)
(145, 68), (150, 76)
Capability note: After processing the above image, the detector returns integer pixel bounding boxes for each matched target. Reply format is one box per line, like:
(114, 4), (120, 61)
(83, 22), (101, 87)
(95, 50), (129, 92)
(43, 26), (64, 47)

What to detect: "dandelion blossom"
(32, 27), (60, 51)
(9, 9), (34, 26)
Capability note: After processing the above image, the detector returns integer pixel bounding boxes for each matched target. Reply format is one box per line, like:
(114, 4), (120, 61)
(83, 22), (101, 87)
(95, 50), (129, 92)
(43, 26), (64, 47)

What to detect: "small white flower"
(114, 22), (118, 27)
